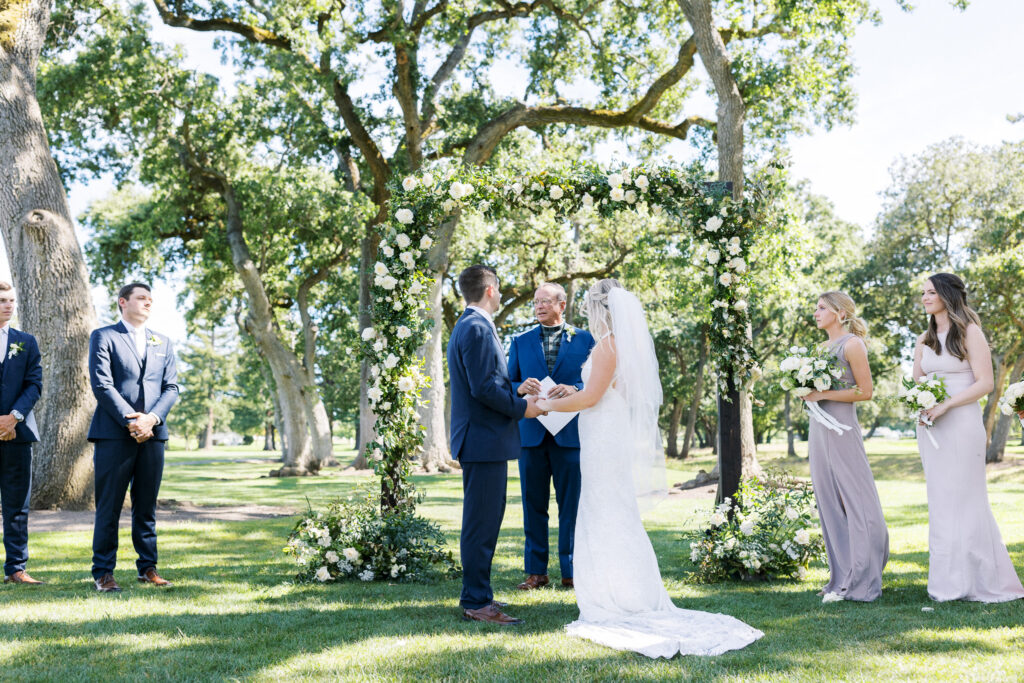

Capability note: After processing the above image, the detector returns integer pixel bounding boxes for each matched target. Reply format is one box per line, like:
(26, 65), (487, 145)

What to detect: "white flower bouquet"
(898, 375), (950, 448)
(997, 376), (1024, 429)
(778, 345), (851, 434)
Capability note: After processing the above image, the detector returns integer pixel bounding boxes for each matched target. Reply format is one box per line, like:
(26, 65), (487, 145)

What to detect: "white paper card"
(535, 376), (579, 436)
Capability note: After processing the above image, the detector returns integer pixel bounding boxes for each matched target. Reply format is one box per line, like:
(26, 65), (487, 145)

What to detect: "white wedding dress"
(566, 356), (764, 658)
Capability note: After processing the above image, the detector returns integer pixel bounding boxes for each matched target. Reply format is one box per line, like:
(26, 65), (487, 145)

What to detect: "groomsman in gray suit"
(0, 282), (44, 585)
(89, 283), (179, 592)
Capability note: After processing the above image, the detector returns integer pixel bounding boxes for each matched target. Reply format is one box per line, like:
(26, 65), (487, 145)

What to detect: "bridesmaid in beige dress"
(801, 291), (889, 603)
(914, 273), (1024, 602)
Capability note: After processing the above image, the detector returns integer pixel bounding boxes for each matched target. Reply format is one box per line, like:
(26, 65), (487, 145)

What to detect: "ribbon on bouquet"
(804, 402), (853, 435)
(918, 413), (939, 449)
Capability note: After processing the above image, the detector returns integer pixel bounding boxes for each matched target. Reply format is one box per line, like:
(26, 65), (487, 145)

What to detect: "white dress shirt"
(120, 319), (161, 425)
(0, 324), (8, 365)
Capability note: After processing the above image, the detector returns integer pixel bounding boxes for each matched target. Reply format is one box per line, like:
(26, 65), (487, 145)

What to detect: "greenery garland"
(361, 163), (774, 511)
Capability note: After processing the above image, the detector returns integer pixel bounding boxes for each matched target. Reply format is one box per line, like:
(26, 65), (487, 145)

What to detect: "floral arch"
(360, 164), (772, 511)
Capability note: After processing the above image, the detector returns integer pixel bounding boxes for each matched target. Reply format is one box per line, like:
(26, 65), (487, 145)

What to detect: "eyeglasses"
(532, 298), (562, 307)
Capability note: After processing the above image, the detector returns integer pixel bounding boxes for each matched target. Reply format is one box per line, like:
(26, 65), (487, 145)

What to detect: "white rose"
(706, 249), (721, 265)
(367, 387), (382, 402)
(390, 565), (400, 578)
(797, 566), (807, 580)
(511, 182), (523, 195)
(395, 208), (414, 225)
(396, 326), (412, 339)
(374, 262), (389, 276)
(361, 327), (376, 341)
(635, 175), (649, 190)
(728, 257), (747, 273)
(343, 547), (360, 562)
(384, 354), (399, 369)
(448, 182), (464, 199)
(624, 190), (637, 204)
(734, 300), (748, 311)
(315, 566), (331, 582)
(479, 200), (491, 212)
(549, 185), (564, 200)
(395, 233), (411, 249)
(399, 252), (415, 269)
(709, 512), (726, 527)
(814, 360), (827, 370)
(581, 192), (594, 207)
(420, 172), (434, 187)
(917, 390), (938, 409)
(793, 387), (812, 397)
(610, 187), (625, 201)
(409, 281), (423, 295)
(794, 529), (811, 545)
(402, 177), (418, 192)
(740, 520), (755, 536)
(705, 216), (723, 232)
(442, 199), (457, 212)
(381, 245), (394, 257)
(785, 507), (799, 521)
(380, 276), (398, 290)
(814, 377), (830, 392)
(607, 172), (624, 188)
(419, 235), (433, 250)
(719, 272), (734, 287)
(398, 376), (415, 392)
(325, 551), (339, 563)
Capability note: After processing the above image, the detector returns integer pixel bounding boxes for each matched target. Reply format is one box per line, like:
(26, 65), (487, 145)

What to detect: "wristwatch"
(11, 410), (24, 423)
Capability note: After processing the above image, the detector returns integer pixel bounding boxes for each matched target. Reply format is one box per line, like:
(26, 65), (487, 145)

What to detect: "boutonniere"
(147, 334), (161, 347)
(7, 342), (24, 359)
(564, 327), (576, 343)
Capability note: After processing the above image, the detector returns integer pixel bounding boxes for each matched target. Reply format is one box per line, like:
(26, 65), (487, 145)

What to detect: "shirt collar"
(540, 322), (565, 333)
(467, 305), (494, 322)
(0, 324), (9, 334)
(121, 319), (145, 336)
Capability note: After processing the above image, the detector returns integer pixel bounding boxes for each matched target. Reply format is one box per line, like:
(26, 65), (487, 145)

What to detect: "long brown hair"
(924, 273), (982, 361)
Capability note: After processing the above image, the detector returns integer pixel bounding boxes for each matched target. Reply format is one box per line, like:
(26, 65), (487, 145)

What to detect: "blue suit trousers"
(518, 432), (581, 578)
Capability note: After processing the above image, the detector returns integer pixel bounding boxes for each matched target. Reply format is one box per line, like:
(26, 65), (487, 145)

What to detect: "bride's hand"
(536, 398), (554, 413)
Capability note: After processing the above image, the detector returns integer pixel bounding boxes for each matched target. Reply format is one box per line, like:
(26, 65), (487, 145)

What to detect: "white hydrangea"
(359, 569), (374, 582)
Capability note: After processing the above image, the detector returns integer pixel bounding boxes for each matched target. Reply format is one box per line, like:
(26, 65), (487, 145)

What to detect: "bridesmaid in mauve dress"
(915, 273), (1024, 603)
(803, 292), (889, 603)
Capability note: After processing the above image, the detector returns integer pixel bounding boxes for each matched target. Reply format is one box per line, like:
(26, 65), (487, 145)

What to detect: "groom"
(508, 283), (594, 590)
(89, 283), (179, 592)
(448, 265), (545, 625)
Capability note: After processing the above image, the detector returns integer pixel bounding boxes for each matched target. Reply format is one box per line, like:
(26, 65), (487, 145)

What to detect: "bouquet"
(997, 376), (1024, 429)
(778, 345), (852, 434)
(898, 375), (950, 448)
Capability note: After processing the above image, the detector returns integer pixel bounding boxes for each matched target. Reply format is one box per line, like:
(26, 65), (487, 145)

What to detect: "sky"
(3, 0), (1022, 342)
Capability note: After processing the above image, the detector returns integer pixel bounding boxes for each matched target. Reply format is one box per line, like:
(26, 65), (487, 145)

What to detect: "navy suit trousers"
(0, 443), (32, 575)
(518, 432), (581, 577)
(460, 461), (508, 610)
(91, 439), (165, 578)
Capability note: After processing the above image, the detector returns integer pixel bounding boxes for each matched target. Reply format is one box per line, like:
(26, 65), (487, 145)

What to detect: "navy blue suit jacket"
(87, 322), (179, 442)
(0, 328), (42, 443)
(447, 309), (527, 463)
(507, 325), (594, 449)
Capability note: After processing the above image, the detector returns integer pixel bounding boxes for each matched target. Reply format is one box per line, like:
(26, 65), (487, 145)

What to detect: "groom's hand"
(517, 378), (542, 396)
(524, 396), (547, 419)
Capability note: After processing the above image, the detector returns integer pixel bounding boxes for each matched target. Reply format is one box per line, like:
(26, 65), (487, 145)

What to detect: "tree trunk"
(665, 398), (683, 458)
(305, 392), (337, 466)
(200, 396), (214, 450)
(784, 391), (797, 457)
(682, 327), (707, 460)
(984, 349), (1011, 442)
(679, 0), (759, 501)
(417, 266), (457, 472)
(0, 0), (99, 510)
(352, 234), (376, 470)
(263, 417), (274, 451)
(865, 416), (881, 440)
(716, 381), (741, 505)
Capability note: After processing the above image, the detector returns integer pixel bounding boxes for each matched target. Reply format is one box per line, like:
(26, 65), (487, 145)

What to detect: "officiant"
(508, 283), (595, 590)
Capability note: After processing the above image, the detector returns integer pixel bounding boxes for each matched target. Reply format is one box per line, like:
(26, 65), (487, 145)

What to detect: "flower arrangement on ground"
(898, 375), (950, 448)
(284, 494), (459, 583)
(687, 471), (825, 583)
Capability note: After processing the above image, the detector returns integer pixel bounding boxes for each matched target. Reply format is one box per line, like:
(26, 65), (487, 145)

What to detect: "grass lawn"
(2, 438), (1023, 681)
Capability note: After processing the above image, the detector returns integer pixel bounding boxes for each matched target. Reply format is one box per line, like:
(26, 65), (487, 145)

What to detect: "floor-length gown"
(566, 360), (763, 658)
(807, 333), (889, 601)
(918, 331), (1024, 602)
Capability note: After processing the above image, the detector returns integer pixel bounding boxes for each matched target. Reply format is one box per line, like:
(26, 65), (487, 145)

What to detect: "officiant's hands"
(524, 395), (548, 418)
(517, 378), (542, 396)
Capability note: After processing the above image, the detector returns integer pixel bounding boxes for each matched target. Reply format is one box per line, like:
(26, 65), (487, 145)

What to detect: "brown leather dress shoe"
(4, 571), (44, 585)
(561, 577), (574, 588)
(462, 604), (523, 625)
(491, 599), (508, 608)
(94, 573), (122, 592)
(138, 567), (172, 586)
(517, 574), (549, 590)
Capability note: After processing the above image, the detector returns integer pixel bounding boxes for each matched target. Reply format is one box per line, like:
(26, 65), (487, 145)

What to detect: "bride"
(537, 279), (763, 658)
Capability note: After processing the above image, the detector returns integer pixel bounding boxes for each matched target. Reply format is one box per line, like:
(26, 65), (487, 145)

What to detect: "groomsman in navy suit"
(507, 283), (594, 590)
(0, 282), (44, 585)
(448, 265), (545, 625)
(89, 283), (178, 592)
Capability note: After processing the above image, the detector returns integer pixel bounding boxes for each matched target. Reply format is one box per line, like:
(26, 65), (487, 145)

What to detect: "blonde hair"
(585, 278), (622, 339)
(819, 291), (868, 338)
